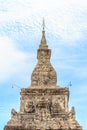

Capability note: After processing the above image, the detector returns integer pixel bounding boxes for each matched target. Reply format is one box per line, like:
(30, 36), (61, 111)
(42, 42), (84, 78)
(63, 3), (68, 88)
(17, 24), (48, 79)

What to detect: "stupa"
(4, 19), (82, 130)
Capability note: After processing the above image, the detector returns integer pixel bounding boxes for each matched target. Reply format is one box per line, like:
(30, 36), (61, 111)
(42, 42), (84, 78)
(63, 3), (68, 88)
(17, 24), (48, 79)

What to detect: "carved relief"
(24, 101), (35, 113)
(36, 96), (51, 109)
(53, 96), (65, 109)
(51, 102), (62, 114)
(68, 107), (76, 120)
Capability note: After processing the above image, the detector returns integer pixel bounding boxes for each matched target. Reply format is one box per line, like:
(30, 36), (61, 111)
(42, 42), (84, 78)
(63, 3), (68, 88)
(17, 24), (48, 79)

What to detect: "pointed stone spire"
(31, 19), (57, 86)
(39, 18), (48, 49)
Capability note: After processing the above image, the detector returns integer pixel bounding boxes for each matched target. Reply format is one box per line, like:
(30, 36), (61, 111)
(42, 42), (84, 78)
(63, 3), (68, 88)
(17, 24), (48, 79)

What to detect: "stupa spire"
(31, 19), (57, 86)
(39, 18), (48, 49)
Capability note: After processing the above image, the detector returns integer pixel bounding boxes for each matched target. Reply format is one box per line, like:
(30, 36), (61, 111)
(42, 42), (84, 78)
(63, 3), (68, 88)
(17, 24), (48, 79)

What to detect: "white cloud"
(0, 36), (28, 82)
(0, 0), (87, 43)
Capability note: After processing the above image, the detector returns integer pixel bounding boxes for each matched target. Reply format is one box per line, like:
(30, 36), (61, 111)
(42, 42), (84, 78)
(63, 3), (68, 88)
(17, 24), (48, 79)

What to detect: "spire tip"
(42, 17), (45, 31)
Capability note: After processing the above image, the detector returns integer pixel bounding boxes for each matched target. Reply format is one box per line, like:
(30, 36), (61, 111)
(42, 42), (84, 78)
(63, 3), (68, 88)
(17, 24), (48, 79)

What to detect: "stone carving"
(36, 96), (51, 109)
(55, 96), (65, 109)
(51, 102), (63, 116)
(11, 108), (17, 116)
(24, 101), (35, 113)
(68, 106), (76, 120)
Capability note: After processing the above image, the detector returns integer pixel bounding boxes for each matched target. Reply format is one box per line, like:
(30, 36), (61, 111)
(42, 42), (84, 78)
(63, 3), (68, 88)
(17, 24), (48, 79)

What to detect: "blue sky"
(0, 0), (87, 129)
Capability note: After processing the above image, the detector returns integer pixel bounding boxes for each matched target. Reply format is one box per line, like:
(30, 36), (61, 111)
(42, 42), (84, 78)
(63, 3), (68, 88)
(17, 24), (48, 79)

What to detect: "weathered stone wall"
(20, 87), (69, 113)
